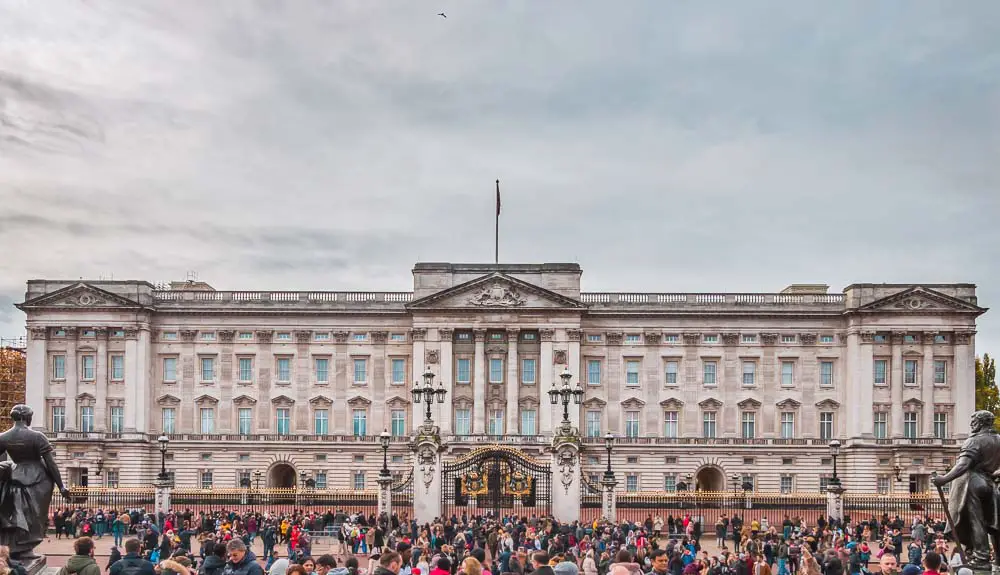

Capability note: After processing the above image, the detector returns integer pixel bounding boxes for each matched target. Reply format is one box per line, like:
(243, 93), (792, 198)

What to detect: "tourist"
(200, 542), (228, 575)
(222, 539), (263, 575)
(60, 537), (101, 575)
(110, 538), (156, 575)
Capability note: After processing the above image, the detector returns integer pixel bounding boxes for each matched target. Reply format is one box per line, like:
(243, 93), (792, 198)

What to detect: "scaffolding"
(0, 337), (27, 432)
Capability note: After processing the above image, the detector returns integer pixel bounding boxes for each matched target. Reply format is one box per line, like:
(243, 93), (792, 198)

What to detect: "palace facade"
(17, 263), (985, 495)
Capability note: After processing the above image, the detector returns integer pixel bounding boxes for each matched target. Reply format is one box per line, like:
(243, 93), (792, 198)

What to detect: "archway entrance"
(269, 463), (297, 488)
(695, 466), (725, 491)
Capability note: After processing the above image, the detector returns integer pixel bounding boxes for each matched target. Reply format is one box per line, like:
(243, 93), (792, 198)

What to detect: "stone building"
(16, 263), (985, 494)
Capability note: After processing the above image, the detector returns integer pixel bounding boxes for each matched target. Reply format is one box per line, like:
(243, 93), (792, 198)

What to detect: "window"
(391, 410), (405, 436)
(820, 335), (835, 343)
(741, 412), (756, 439)
(664, 361), (678, 385)
(353, 455), (365, 463)
(352, 409), (367, 436)
(586, 411), (601, 437)
(626, 474), (638, 492)
(820, 361), (834, 387)
(820, 412), (834, 440)
(276, 408), (290, 435)
(625, 411), (640, 438)
(391, 455), (403, 464)
(275, 332), (291, 341)
(743, 457), (756, 465)
(162, 331), (178, 341)
(874, 334), (887, 343)
(201, 332), (216, 341)
(391, 359), (406, 385)
(664, 475), (677, 492)
(741, 474), (755, 491)
(52, 406), (66, 432)
(163, 358), (177, 382)
(490, 332), (504, 341)
(239, 332), (253, 340)
(587, 334), (602, 343)
(742, 361), (756, 386)
(110, 355), (124, 380)
(82, 329), (97, 338)
(390, 333), (406, 341)
(625, 334), (641, 344)
(742, 334), (757, 344)
(353, 358), (367, 384)
(625, 360), (640, 386)
(275, 357), (290, 382)
(781, 362), (794, 387)
(105, 471), (119, 488)
(935, 334), (947, 343)
(877, 476), (891, 494)
(80, 407), (94, 432)
(52, 355), (65, 379)
(820, 476), (834, 491)
(200, 408), (215, 433)
(780, 475), (793, 494)
(782, 335), (796, 344)
(521, 358), (536, 385)
(314, 471), (327, 489)
(201, 472), (213, 489)
(783, 458), (794, 465)
(110, 406), (124, 434)
(81, 355), (95, 380)
(703, 334), (718, 343)
(874, 359), (888, 385)
(315, 332), (330, 341)
(521, 409), (537, 435)
(316, 358), (330, 383)
(904, 360), (918, 385)
(353, 333), (367, 342)
(904, 334), (917, 343)
(488, 410), (504, 436)
(456, 359), (471, 384)
(489, 358), (504, 383)
(312, 409), (328, 435)
(521, 332), (536, 341)
(934, 412), (948, 439)
(664, 335), (679, 343)
(456, 332), (472, 341)
(201, 453), (212, 461)
(239, 408), (253, 435)
(353, 471), (365, 490)
(664, 411), (678, 438)
(239, 358), (253, 382)
(703, 412), (717, 438)
(162, 408), (175, 434)
(200, 357), (214, 382)
(455, 409), (471, 436)
(934, 360), (947, 385)
(587, 360), (601, 385)
(703, 361), (717, 385)
(780, 412), (795, 439)
(874, 411), (888, 438)
(904, 411), (918, 439)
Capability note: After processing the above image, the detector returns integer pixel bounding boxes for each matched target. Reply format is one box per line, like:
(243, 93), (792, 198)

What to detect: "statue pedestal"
(601, 474), (617, 523)
(377, 472), (393, 522)
(22, 556), (48, 575)
(412, 426), (443, 523)
(826, 483), (845, 523)
(551, 424), (581, 523)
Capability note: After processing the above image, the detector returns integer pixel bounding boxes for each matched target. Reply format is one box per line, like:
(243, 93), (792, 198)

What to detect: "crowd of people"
(47, 507), (967, 575)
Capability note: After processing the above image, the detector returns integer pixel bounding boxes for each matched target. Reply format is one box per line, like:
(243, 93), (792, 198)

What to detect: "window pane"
(80, 407), (94, 432)
(313, 409), (329, 435)
(276, 408), (290, 435)
(625, 411), (639, 438)
(489, 358), (504, 383)
(820, 361), (834, 386)
(904, 360), (918, 384)
(521, 410), (536, 435)
(53, 355), (66, 379)
(703, 362), (716, 385)
(780, 412), (795, 439)
(162, 408), (175, 434)
(521, 359), (536, 384)
(354, 359), (367, 383)
(164, 358), (177, 382)
(52, 407), (66, 432)
(391, 359), (406, 384)
(110, 407), (124, 433)
(352, 409), (367, 436)
(82, 356), (95, 380)
(488, 410), (504, 436)
(703, 412), (716, 438)
(626, 361), (640, 386)
(200, 408), (214, 434)
(587, 360), (601, 385)
(741, 412), (755, 439)
(586, 411), (601, 438)
(239, 358), (253, 381)
(742, 362), (755, 386)
(665, 361), (678, 385)
(110, 355), (124, 380)
(781, 362), (794, 386)
(316, 358), (330, 383)
(239, 408), (253, 435)
(934, 360), (947, 384)
(391, 410), (406, 436)
(277, 358), (290, 382)
(455, 409), (471, 436)
(664, 411), (678, 438)
(820, 412), (833, 440)
(457, 359), (471, 383)
(201, 357), (214, 381)
(874, 360), (887, 385)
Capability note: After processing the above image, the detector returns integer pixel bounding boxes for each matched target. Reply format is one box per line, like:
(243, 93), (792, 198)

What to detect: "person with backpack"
(110, 538), (156, 575)
(60, 537), (102, 575)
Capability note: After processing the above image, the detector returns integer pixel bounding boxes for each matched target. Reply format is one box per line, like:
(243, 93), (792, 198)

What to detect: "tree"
(975, 354), (1000, 430)
(0, 347), (26, 432)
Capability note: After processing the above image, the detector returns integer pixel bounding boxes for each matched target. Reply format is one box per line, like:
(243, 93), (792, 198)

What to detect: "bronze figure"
(0, 405), (70, 559)
(932, 410), (1000, 569)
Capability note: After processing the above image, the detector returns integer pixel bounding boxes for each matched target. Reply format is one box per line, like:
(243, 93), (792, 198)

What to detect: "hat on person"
(397, 542), (412, 553)
(554, 562), (579, 575)
(901, 565), (921, 575)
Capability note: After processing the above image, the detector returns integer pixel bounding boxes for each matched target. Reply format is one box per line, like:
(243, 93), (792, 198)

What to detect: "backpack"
(119, 559), (146, 575)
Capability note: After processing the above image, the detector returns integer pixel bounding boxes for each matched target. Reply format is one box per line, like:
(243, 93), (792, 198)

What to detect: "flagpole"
(495, 179), (500, 264)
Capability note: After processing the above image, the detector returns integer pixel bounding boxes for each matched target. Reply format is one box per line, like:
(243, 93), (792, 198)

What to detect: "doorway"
(695, 466), (725, 491)
(268, 463), (297, 488)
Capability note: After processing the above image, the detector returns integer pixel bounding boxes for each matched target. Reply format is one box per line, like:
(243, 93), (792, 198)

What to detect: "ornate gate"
(441, 446), (552, 519)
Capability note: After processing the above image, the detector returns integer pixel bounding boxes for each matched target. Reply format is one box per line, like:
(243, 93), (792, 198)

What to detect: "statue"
(0, 405), (70, 560)
(932, 410), (1000, 570)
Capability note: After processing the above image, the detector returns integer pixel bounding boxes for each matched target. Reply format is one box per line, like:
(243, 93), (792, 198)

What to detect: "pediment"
(660, 398), (684, 409)
(194, 394), (219, 405)
(453, 396), (473, 409)
(157, 394), (181, 406)
(620, 397), (646, 409)
(776, 398), (801, 409)
(737, 398), (762, 410)
(583, 397), (607, 408)
(698, 397), (723, 409)
(233, 394), (258, 405)
(856, 287), (985, 315)
(815, 399), (841, 409)
(347, 395), (371, 407)
(76, 392), (95, 402)
(387, 395), (410, 407)
(903, 398), (924, 408)
(308, 395), (333, 406)
(407, 273), (585, 310)
(18, 282), (144, 311)
(517, 396), (539, 407)
(270, 394), (295, 405)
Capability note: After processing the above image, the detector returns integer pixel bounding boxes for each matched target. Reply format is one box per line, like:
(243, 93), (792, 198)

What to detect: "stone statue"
(0, 405), (70, 560)
(932, 410), (1000, 569)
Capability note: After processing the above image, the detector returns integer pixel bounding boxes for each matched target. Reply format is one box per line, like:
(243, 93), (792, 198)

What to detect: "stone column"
(890, 331), (904, 438)
(372, 331), (389, 432)
(826, 483), (845, 523)
(643, 333), (661, 435)
(95, 328), (109, 432)
(65, 328), (79, 431)
(921, 333), (936, 438)
(377, 470), (393, 521)
(540, 330), (555, 435)
(473, 329), (487, 433)
(438, 328), (454, 435)
(154, 476), (172, 526)
(506, 328), (520, 434)
(568, 329), (582, 431)
(858, 331), (876, 437)
(124, 330), (140, 432)
(551, 441), (581, 522)
(411, 329), (427, 433)
(26, 328), (47, 430)
(413, 436), (443, 523)
(954, 331), (975, 438)
(135, 327), (152, 434)
(601, 473), (617, 523)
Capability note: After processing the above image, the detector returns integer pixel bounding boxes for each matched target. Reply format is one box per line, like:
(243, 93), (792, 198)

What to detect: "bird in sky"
(438, 12), (446, 18)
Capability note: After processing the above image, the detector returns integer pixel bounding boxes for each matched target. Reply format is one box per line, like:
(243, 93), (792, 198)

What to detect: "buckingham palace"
(15, 262), (985, 495)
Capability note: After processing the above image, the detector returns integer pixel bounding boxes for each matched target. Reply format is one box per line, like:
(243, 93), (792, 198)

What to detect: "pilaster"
(891, 331), (904, 438)
(438, 328), (454, 434)
(473, 329), (487, 433)
(410, 329), (427, 433)
(540, 329), (555, 435)
(65, 328), (79, 431)
(95, 328), (108, 432)
(372, 331), (388, 432)
(954, 330), (975, 438)
(334, 330), (351, 435)
(568, 329), (582, 432)
(505, 328), (520, 434)
(26, 328), (47, 429)
(921, 332), (936, 438)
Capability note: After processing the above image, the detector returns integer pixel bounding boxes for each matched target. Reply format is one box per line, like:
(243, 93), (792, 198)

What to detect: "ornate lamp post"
(601, 432), (617, 522)
(731, 473), (740, 495)
(603, 432), (615, 481)
(157, 435), (170, 483)
(155, 435), (171, 529)
(377, 429), (393, 521)
(828, 439), (842, 486)
(253, 469), (263, 491)
(379, 429), (392, 476)
(826, 439), (846, 523)
(548, 368), (584, 431)
(411, 368), (448, 431)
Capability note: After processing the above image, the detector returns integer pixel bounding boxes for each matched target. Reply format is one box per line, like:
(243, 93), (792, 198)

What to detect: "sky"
(1, 1), (999, 354)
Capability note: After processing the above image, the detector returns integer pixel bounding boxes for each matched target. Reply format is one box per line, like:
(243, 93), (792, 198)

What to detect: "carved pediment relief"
(270, 394), (295, 406)
(660, 398), (684, 409)
(406, 272), (585, 310)
(232, 394), (258, 406)
(18, 282), (143, 310)
(698, 398), (723, 409)
(76, 392), (96, 403)
(157, 394), (181, 406)
(194, 394), (219, 405)
(737, 398), (762, 410)
(857, 286), (984, 315)
(347, 396), (372, 407)
(776, 398), (802, 409)
(620, 397), (646, 409)
(518, 396), (539, 408)
(453, 396), (473, 409)
(386, 395), (410, 407)
(583, 397), (607, 408)
(815, 399), (841, 409)
(308, 395), (333, 406)
(903, 398), (924, 408)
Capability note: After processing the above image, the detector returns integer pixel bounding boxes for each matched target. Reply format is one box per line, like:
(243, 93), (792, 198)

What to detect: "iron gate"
(441, 446), (551, 519)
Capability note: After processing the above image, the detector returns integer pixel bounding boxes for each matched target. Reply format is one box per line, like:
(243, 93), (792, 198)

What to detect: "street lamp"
(379, 429), (391, 477)
(157, 435), (169, 482)
(603, 432), (615, 481)
(411, 368), (448, 427)
(548, 368), (584, 427)
(828, 439), (842, 486)
(731, 473), (740, 494)
(299, 470), (308, 489)
(253, 469), (263, 491)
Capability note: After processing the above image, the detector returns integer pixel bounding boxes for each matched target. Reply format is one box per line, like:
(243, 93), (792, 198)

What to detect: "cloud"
(0, 1), (998, 355)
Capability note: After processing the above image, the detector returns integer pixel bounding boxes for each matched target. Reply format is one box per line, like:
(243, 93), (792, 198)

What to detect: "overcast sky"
(1, 2), (998, 354)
